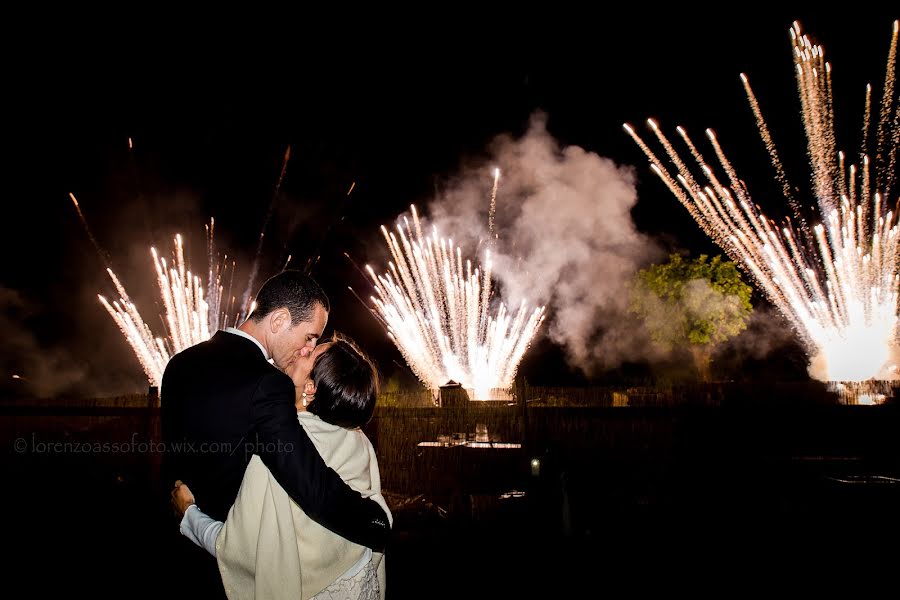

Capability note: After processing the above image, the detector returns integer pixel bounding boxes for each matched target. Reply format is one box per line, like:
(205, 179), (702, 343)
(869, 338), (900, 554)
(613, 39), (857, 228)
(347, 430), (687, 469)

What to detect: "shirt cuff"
(179, 504), (223, 557)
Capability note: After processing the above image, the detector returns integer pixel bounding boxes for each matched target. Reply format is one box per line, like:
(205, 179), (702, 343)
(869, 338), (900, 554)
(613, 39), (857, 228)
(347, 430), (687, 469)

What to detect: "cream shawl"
(216, 412), (391, 599)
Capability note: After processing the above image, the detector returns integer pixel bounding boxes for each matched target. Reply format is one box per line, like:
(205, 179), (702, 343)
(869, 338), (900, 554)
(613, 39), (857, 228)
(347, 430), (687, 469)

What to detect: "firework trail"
(241, 145), (292, 316)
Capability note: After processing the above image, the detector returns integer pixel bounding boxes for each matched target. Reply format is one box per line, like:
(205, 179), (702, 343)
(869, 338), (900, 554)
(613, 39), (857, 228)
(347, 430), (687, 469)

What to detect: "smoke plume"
(428, 113), (662, 374)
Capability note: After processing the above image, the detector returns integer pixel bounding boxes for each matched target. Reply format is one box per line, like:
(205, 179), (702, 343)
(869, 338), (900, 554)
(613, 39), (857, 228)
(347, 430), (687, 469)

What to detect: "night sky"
(3, 10), (897, 397)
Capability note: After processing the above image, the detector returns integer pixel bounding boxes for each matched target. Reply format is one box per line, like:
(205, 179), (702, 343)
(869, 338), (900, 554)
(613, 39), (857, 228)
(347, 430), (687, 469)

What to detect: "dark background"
(3, 9), (897, 397)
(2, 11), (899, 598)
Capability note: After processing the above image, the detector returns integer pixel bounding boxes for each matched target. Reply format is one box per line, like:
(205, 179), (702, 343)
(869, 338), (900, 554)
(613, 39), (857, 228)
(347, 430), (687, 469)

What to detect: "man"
(161, 271), (389, 593)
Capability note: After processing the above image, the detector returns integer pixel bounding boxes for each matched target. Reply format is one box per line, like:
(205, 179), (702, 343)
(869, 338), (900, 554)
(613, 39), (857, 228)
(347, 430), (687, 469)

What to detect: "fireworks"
(99, 223), (246, 387)
(625, 21), (899, 383)
(366, 205), (545, 400)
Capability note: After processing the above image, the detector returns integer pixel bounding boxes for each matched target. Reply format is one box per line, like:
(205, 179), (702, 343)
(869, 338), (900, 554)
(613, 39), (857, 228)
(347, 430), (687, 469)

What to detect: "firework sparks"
(625, 21), (900, 383)
(367, 205), (544, 400)
(100, 227), (246, 386)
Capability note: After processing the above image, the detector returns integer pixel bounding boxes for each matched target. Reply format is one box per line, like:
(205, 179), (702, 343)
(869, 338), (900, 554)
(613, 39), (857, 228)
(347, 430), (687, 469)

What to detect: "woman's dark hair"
(305, 334), (379, 429)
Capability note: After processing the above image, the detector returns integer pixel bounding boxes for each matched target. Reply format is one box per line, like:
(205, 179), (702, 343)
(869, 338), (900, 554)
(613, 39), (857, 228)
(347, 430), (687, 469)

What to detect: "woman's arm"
(180, 505), (223, 557)
(172, 481), (222, 557)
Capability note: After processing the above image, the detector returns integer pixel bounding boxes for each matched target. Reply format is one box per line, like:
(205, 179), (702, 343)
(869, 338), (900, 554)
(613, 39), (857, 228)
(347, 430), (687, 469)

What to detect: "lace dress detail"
(311, 556), (378, 600)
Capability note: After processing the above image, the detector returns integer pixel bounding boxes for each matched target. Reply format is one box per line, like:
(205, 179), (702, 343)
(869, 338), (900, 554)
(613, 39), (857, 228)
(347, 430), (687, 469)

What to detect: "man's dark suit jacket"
(161, 330), (390, 550)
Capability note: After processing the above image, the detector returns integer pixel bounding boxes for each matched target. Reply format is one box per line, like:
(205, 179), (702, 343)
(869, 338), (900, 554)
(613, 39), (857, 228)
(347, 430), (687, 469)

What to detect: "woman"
(173, 334), (390, 600)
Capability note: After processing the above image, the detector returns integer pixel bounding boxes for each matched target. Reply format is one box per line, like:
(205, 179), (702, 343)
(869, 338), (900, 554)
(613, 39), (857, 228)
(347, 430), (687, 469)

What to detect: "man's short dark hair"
(249, 270), (330, 325)
(306, 334), (379, 429)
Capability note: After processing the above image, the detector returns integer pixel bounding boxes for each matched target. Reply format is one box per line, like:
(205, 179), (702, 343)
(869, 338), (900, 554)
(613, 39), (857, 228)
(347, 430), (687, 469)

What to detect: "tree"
(629, 254), (753, 381)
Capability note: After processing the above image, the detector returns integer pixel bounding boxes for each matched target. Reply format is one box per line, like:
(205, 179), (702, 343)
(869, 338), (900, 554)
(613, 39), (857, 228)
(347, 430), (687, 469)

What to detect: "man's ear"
(270, 308), (290, 333)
